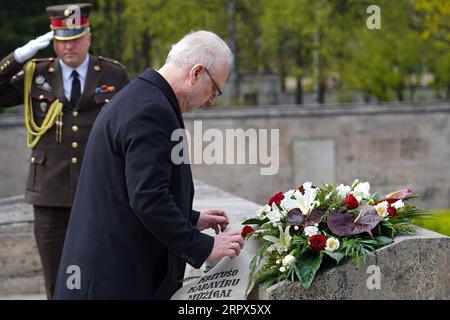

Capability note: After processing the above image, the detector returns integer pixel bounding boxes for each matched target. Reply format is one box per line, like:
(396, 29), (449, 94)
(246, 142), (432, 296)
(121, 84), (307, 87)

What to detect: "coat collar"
(138, 69), (184, 128)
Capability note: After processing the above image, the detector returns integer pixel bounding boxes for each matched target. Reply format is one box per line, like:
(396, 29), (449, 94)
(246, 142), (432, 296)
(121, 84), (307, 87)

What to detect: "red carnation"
(241, 226), (255, 238)
(387, 206), (398, 218)
(309, 234), (327, 251)
(343, 194), (359, 210)
(268, 192), (284, 206)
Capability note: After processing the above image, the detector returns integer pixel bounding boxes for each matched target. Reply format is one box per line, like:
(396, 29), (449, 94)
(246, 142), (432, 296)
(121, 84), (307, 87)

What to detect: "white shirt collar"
(59, 54), (90, 83)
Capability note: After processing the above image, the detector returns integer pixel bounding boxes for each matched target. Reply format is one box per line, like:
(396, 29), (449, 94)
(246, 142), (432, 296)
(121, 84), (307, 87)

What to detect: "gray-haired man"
(55, 30), (244, 300)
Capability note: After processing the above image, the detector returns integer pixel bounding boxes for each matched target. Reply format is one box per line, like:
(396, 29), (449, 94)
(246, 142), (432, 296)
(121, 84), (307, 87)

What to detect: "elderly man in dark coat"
(54, 30), (244, 299)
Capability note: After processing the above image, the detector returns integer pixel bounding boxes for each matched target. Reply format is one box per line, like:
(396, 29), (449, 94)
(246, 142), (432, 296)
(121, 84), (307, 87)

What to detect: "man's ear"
(189, 64), (205, 84)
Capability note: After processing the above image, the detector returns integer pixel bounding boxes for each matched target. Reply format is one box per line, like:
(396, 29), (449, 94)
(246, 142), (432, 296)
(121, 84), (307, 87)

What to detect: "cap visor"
(53, 28), (87, 41)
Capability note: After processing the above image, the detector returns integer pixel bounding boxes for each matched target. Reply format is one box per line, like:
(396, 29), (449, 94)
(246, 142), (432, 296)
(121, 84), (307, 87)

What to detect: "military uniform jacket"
(0, 52), (129, 207)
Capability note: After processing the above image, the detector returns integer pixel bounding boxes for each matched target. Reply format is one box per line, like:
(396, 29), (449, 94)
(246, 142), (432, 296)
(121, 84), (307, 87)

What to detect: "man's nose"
(64, 41), (75, 48)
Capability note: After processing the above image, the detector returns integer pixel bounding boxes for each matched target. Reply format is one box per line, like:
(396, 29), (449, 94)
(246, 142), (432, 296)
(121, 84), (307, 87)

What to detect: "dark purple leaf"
(286, 208), (305, 226)
(286, 208), (325, 227)
(327, 205), (383, 236)
(303, 209), (325, 227)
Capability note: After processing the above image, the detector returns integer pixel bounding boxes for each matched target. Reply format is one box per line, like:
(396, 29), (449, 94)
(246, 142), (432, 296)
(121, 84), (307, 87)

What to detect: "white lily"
(263, 225), (292, 254)
(392, 200), (405, 210)
(374, 201), (389, 217)
(351, 181), (371, 202)
(280, 188), (318, 217)
(266, 203), (284, 224)
(336, 184), (351, 198)
(283, 189), (296, 199)
(257, 204), (271, 218)
(302, 181), (313, 190)
(298, 187), (319, 216)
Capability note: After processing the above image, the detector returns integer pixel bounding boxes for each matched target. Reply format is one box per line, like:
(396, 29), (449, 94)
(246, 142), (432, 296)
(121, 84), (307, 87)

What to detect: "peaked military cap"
(46, 3), (93, 41)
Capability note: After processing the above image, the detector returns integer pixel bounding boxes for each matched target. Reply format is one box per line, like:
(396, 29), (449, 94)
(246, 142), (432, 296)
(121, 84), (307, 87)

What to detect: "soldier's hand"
(14, 31), (54, 64)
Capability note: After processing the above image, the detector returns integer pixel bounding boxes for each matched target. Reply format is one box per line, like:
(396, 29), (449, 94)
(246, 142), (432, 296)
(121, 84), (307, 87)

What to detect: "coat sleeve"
(121, 103), (214, 269)
(0, 52), (25, 108)
(191, 210), (201, 226)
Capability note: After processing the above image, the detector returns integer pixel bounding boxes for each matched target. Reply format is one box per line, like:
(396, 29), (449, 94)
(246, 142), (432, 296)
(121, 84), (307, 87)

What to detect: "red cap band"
(51, 17), (89, 28)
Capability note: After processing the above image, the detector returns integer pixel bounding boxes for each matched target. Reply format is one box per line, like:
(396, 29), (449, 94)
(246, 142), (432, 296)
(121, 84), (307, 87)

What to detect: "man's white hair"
(166, 30), (233, 73)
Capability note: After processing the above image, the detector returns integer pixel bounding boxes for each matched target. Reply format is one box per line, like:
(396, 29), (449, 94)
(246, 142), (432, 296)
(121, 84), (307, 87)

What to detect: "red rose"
(268, 192), (284, 206)
(241, 226), (254, 237)
(343, 194), (359, 210)
(309, 234), (327, 251)
(387, 206), (398, 217)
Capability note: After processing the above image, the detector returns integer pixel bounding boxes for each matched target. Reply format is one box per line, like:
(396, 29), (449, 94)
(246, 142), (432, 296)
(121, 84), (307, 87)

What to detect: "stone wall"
(0, 117), (29, 199)
(183, 101), (450, 210)
(1, 102), (450, 210)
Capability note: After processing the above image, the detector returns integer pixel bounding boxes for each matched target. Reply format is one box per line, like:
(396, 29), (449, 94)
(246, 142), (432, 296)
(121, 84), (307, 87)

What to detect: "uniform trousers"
(33, 205), (71, 300)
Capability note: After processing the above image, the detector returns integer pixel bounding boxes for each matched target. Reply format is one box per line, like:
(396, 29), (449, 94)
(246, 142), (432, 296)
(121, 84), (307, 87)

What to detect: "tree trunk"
(397, 87), (404, 101)
(318, 80), (325, 104)
(296, 76), (303, 105)
(295, 46), (303, 105)
(228, 0), (240, 105)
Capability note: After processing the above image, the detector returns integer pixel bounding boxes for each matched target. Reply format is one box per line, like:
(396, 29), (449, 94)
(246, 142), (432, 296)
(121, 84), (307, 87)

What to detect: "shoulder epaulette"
(31, 57), (55, 63)
(98, 56), (127, 70)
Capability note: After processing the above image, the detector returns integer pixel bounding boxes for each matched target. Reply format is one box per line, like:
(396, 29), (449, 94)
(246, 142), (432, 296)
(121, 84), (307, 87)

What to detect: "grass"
(413, 210), (450, 236)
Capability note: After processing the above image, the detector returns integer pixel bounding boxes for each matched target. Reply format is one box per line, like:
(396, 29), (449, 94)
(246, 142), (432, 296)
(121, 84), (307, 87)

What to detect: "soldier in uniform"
(0, 3), (129, 299)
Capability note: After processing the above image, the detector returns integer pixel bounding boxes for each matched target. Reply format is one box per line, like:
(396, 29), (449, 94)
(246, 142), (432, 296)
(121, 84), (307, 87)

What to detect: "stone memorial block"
(257, 227), (449, 300)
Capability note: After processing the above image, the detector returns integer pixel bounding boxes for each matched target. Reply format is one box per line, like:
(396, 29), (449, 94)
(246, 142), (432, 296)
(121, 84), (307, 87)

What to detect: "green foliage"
(294, 251), (323, 289)
(341, 236), (393, 266)
(2, 0), (449, 102)
(413, 210), (450, 236)
(379, 205), (430, 236)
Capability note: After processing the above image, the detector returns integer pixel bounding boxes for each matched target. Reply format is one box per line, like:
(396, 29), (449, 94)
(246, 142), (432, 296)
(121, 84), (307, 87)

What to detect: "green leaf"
(297, 252), (323, 289)
(373, 236), (394, 247)
(323, 251), (345, 264)
(242, 218), (269, 225)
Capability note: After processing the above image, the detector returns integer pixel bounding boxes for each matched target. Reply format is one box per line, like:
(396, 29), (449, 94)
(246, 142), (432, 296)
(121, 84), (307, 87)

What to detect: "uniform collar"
(138, 68), (183, 125)
(59, 54), (90, 82)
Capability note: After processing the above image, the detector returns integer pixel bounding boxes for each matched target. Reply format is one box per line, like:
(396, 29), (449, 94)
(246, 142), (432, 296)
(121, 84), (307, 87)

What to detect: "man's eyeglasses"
(204, 68), (222, 97)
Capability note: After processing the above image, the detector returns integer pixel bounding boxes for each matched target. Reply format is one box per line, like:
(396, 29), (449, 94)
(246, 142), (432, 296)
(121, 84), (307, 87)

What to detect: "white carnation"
(304, 226), (319, 237)
(325, 238), (340, 252)
(282, 254), (296, 267)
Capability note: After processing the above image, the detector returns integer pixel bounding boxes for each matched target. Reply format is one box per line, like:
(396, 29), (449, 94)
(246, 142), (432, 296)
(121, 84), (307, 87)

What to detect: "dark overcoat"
(54, 69), (214, 299)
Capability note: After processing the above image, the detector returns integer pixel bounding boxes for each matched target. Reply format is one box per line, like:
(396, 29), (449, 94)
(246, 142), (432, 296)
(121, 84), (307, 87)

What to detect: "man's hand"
(14, 31), (54, 64)
(196, 209), (230, 234)
(207, 230), (244, 261)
